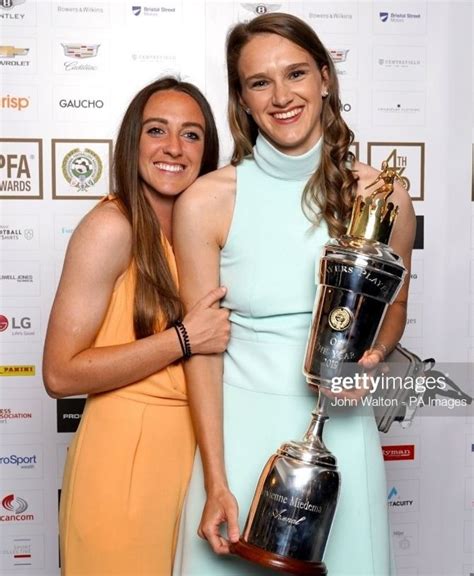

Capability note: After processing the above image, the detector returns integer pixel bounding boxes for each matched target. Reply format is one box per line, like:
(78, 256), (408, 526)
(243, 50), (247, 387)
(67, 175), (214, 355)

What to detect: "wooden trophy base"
(231, 539), (327, 575)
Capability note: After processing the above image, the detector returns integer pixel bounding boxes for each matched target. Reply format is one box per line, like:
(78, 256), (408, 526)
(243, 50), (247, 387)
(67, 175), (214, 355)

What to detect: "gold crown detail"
(346, 160), (405, 244)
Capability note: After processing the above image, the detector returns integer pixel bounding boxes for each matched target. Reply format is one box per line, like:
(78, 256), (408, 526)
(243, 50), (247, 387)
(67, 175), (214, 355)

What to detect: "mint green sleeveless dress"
(174, 134), (392, 576)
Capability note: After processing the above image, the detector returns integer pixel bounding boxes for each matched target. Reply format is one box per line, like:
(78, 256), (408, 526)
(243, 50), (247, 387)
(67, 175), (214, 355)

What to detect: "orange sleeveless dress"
(59, 230), (195, 575)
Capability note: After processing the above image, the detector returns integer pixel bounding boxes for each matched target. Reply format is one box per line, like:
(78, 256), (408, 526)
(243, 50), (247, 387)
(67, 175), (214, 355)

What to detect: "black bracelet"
(175, 321), (192, 360)
(173, 324), (186, 358)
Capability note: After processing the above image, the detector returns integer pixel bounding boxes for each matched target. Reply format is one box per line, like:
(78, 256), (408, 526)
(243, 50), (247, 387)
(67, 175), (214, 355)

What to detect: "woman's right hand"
(198, 487), (240, 554)
(183, 286), (231, 355)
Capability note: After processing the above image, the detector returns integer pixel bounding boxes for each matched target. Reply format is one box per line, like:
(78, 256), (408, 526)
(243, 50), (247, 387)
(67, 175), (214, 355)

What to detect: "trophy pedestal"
(231, 540), (327, 575)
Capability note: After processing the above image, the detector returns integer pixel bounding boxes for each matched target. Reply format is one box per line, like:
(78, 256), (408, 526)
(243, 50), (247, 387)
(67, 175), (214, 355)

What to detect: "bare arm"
(173, 168), (238, 554)
(43, 201), (229, 398)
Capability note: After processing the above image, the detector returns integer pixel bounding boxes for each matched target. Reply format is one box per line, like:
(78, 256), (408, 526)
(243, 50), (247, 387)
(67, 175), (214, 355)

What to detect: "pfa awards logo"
(52, 139), (111, 199)
(0, 138), (43, 200)
(367, 143), (425, 201)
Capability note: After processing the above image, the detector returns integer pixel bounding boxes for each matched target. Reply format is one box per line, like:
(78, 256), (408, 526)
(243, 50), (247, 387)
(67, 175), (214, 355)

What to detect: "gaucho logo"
(1, 493), (33, 522)
(59, 98), (104, 109)
(57, 398), (86, 433)
(382, 444), (415, 461)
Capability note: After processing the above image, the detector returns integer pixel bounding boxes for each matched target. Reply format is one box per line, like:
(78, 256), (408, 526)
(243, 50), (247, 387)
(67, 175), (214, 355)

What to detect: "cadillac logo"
(62, 148), (103, 193)
(329, 49), (349, 64)
(61, 44), (100, 59)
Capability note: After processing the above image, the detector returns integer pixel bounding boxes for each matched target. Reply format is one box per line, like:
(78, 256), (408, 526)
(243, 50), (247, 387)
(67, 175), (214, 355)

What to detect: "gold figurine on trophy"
(365, 160), (407, 201)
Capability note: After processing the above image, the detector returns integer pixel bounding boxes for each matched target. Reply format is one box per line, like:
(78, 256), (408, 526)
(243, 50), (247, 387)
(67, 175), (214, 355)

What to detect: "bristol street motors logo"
(1, 494), (34, 522)
(52, 139), (111, 199)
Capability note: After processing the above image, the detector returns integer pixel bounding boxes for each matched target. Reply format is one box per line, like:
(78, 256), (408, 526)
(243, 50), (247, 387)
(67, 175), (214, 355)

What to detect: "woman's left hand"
(319, 347), (384, 403)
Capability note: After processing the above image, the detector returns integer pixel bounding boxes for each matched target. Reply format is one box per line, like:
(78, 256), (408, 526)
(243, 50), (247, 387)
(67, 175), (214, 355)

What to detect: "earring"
(244, 107), (251, 114)
(322, 90), (329, 98)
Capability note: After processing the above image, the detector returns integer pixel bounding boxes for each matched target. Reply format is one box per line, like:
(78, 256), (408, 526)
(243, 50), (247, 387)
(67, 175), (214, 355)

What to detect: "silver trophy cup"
(232, 163), (407, 575)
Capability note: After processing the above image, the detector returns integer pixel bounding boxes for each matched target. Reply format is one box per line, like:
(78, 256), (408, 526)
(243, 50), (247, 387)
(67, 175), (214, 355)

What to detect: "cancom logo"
(2, 493), (27, 513)
(0, 493), (34, 522)
(0, 314), (8, 331)
(1, 94), (29, 111)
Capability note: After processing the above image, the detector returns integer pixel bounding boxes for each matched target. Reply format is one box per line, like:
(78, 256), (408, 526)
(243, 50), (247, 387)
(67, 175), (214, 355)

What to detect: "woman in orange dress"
(43, 77), (230, 576)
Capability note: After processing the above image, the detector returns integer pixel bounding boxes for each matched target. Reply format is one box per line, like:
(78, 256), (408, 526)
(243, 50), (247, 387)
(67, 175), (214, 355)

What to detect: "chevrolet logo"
(0, 45), (29, 58)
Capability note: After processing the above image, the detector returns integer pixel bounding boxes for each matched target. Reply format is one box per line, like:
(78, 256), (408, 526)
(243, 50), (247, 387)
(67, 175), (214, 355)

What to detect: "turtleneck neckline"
(253, 132), (322, 181)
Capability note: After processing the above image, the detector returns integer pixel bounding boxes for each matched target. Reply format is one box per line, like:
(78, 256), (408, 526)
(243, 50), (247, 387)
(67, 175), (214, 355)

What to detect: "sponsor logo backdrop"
(0, 1), (471, 575)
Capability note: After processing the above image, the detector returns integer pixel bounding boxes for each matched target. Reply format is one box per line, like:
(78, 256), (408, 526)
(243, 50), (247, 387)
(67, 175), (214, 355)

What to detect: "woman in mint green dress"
(173, 13), (415, 576)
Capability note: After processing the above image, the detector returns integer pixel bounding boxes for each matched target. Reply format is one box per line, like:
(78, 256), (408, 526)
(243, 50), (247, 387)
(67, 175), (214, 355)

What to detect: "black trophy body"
(304, 236), (406, 389)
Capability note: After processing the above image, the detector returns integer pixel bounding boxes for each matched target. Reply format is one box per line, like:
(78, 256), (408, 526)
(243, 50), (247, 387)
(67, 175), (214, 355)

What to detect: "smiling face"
(238, 33), (328, 156)
(138, 90), (206, 199)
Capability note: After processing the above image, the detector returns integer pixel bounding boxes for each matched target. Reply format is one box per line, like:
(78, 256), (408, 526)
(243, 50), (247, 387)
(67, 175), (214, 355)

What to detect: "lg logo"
(0, 315), (31, 332)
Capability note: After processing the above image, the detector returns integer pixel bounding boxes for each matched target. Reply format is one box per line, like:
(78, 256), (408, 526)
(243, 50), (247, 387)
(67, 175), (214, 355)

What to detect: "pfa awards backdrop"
(0, 1), (472, 575)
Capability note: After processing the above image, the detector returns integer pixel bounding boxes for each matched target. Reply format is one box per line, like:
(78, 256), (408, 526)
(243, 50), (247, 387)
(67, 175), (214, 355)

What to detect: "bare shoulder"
(66, 199), (132, 270)
(174, 165), (236, 246)
(177, 164), (236, 207)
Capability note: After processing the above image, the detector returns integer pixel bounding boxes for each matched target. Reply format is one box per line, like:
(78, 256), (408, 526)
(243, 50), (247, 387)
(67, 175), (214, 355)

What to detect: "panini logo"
(382, 444), (415, 461)
(0, 365), (35, 376)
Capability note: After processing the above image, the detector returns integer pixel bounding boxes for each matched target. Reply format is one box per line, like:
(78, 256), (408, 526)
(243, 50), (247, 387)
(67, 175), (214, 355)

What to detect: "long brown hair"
(226, 13), (357, 237)
(113, 77), (219, 339)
